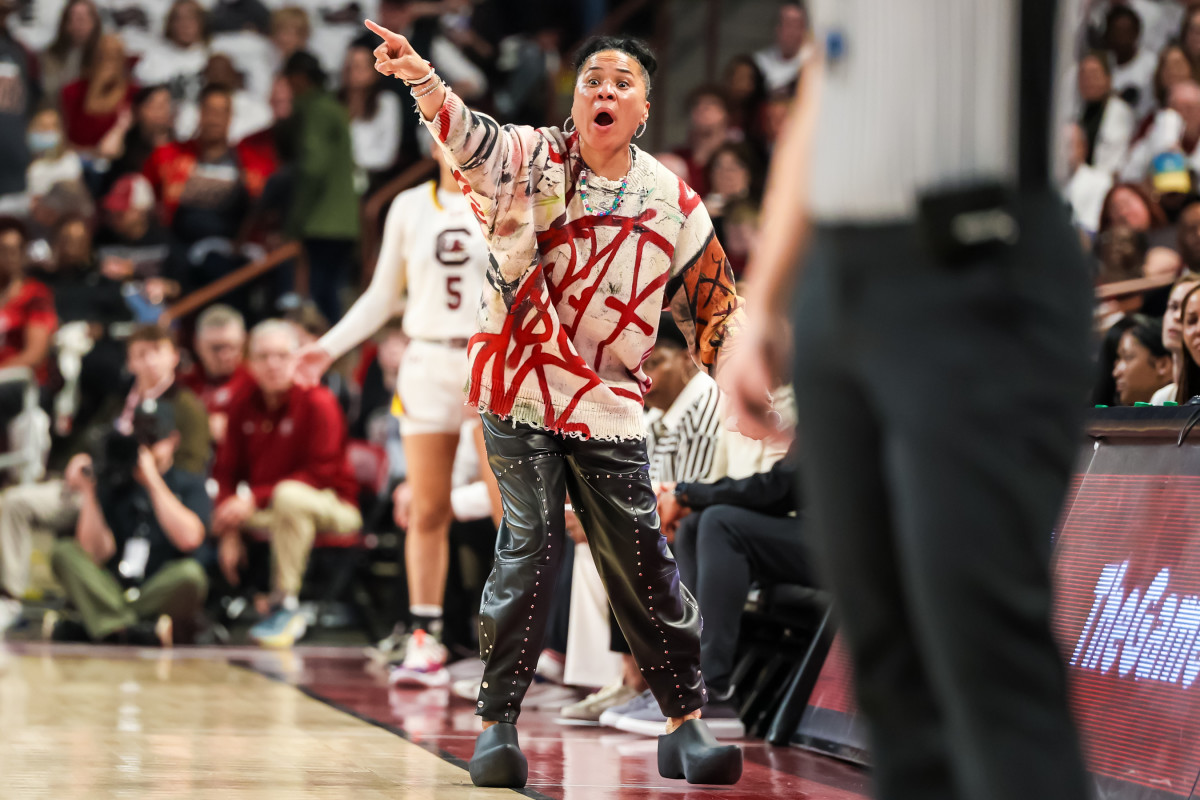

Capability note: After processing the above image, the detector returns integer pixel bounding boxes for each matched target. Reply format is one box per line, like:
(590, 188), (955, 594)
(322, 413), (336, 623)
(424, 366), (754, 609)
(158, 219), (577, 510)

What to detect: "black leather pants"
(476, 412), (707, 723)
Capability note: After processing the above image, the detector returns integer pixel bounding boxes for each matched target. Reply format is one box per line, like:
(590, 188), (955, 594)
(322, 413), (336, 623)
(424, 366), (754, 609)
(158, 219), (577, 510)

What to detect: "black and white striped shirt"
(646, 373), (723, 485)
(808, 0), (1076, 222)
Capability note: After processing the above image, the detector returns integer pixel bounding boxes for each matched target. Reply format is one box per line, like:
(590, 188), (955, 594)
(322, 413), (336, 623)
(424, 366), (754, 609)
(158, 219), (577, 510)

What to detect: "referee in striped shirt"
(727, 2), (1093, 799)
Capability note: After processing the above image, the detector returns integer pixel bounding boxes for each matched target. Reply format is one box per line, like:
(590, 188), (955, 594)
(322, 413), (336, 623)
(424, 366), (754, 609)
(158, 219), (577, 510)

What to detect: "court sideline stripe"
(232, 660), (556, 800)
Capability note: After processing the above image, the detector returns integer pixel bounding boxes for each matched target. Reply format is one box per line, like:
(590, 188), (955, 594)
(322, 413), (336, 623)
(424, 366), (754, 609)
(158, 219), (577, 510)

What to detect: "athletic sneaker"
(0, 597), (21, 636)
(615, 699), (745, 739)
(599, 688), (657, 728)
(536, 649), (566, 684)
(249, 607), (308, 648)
(524, 682), (584, 710)
(557, 680), (641, 725)
(388, 629), (450, 687)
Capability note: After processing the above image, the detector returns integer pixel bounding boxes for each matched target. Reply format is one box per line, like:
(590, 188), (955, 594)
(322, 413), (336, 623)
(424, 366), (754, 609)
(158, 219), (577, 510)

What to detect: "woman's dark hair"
(284, 50), (327, 90)
(574, 36), (657, 97)
(48, 0), (101, 60)
(1099, 183), (1169, 232)
(338, 45), (384, 121)
(1178, 284), (1200, 400)
(1124, 313), (1171, 360)
(723, 54), (767, 130)
(705, 140), (765, 203)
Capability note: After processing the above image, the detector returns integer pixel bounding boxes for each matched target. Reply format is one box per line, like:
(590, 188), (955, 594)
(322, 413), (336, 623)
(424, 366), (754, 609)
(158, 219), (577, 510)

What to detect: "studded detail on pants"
(476, 412), (707, 723)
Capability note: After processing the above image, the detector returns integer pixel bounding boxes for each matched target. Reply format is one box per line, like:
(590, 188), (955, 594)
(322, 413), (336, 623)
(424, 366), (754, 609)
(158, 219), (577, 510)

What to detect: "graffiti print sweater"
(424, 91), (744, 441)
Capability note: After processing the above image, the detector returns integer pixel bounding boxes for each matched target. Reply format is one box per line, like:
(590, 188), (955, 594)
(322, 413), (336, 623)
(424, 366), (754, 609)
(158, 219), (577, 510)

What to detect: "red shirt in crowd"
(0, 279), (58, 383)
(178, 362), (255, 418)
(60, 80), (139, 148)
(142, 138), (277, 226)
(212, 383), (358, 508)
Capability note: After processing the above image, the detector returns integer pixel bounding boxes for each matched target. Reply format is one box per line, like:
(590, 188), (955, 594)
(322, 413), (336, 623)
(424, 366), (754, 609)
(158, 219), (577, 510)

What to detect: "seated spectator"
(723, 55), (768, 151)
(673, 86), (736, 197)
(1084, 0), (1181, 58)
(283, 52), (359, 325)
(100, 86), (175, 190)
(1174, 283), (1200, 403)
(602, 438), (806, 739)
(142, 85), (273, 291)
(705, 142), (763, 276)
(1139, 44), (1193, 134)
(1112, 314), (1172, 405)
(341, 44), (401, 188)
(211, 319), (360, 647)
(753, 0), (807, 93)
(61, 33), (139, 152)
(1076, 51), (1136, 176)
(1152, 274), (1200, 405)
(1099, 183), (1168, 238)
(0, 324), (208, 635)
(759, 91), (791, 158)
(174, 53), (273, 144)
(133, 0), (211, 104)
(26, 108), (85, 202)
(179, 303), (253, 444)
(94, 174), (173, 283)
(48, 398), (209, 645)
(1178, 199), (1200, 273)
(268, 6), (310, 71)
(1096, 225), (1148, 283)
(1123, 81), (1200, 183)
(351, 318), (406, 443)
(40, 0), (101, 100)
(283, 301), (353, 416)
(28, 215), (130, 326)
(1064, 122), (1114, 235)
(1104, 6), (1157, 120)
(0, 218), (57, 426)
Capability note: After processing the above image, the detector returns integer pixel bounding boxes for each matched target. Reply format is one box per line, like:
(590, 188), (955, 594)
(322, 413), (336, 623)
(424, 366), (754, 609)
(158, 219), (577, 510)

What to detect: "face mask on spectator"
(27, 131), (61, 155)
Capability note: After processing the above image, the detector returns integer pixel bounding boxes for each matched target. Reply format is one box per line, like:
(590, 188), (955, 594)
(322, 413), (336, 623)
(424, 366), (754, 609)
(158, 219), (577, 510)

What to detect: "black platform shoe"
(658, 719), (743, 785)
(468, 722), (528, 788)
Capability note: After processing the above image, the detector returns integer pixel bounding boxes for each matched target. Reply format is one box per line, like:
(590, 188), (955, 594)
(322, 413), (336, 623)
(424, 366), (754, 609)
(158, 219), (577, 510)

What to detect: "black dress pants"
(476, 412), (706, 722)
(791, 192), (1093, 800)
(673, 505), (811, 694)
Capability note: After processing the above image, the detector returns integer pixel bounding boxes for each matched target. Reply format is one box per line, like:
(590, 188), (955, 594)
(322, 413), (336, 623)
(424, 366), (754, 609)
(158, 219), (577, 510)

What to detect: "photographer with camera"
(0, 324), (208, 635)
(48, 398), (209, 646)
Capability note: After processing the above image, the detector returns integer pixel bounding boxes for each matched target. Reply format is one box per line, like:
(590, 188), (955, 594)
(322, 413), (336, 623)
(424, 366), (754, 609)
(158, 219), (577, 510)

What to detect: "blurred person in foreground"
(723, 4), (1093, 800)
(211, 319), (359, 648)
(49, 398), (209, 646)
(367, 19), (745, 788)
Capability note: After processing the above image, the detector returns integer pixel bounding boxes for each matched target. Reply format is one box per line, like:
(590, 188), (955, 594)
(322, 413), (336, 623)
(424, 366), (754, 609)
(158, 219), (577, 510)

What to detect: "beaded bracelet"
(411, 75), (444, 100)
(412, 81), (450, 114)
(404, 65), (436, 87)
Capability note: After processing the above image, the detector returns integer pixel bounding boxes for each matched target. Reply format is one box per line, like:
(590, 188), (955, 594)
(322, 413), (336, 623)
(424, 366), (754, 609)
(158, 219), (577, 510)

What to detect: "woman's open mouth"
(594, 111), (615, 128)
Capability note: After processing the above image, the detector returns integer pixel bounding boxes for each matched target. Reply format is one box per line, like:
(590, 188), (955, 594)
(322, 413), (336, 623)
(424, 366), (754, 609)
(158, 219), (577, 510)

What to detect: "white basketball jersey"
(385, 181), (490, 341)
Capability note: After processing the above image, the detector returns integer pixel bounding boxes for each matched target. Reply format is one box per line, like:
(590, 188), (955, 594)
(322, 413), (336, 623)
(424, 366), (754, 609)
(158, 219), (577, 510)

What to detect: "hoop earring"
(563, 116), (576, 134)
(635, 121), (647, 139)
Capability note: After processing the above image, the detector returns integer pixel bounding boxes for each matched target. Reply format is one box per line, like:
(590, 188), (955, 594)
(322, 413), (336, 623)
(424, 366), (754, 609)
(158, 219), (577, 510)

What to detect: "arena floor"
(0, 643), (871, 799)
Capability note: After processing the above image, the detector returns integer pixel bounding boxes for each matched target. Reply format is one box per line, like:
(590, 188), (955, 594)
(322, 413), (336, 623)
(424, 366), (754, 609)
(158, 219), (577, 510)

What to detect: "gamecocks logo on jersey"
(436, 229), (473, 266)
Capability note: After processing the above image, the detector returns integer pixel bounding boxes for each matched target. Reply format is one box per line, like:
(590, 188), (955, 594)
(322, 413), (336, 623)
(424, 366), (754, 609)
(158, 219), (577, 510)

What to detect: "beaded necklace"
(579, 150), (634, 218)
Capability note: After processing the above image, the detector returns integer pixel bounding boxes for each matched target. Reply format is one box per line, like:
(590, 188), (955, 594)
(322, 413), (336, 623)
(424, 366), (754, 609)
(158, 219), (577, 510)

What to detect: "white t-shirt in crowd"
(26, 152), (84, 199)
(1110, 48), (1158, 122)
(97, 0), (215, 56)
(753, 44), (809, 93)
(1152, 383), (1179, 405)
(351, 91), (400, 173)
(134, 42), (209, 101)
(211, 30), (276, 101)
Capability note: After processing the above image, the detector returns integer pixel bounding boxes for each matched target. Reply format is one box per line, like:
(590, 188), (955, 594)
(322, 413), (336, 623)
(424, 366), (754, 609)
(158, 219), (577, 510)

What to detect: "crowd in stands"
(0, 0), (817, 740)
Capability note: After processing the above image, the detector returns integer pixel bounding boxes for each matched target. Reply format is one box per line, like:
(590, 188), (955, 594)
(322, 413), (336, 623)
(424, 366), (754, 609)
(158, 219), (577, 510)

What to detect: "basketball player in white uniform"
(294, 141), (489, 686)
